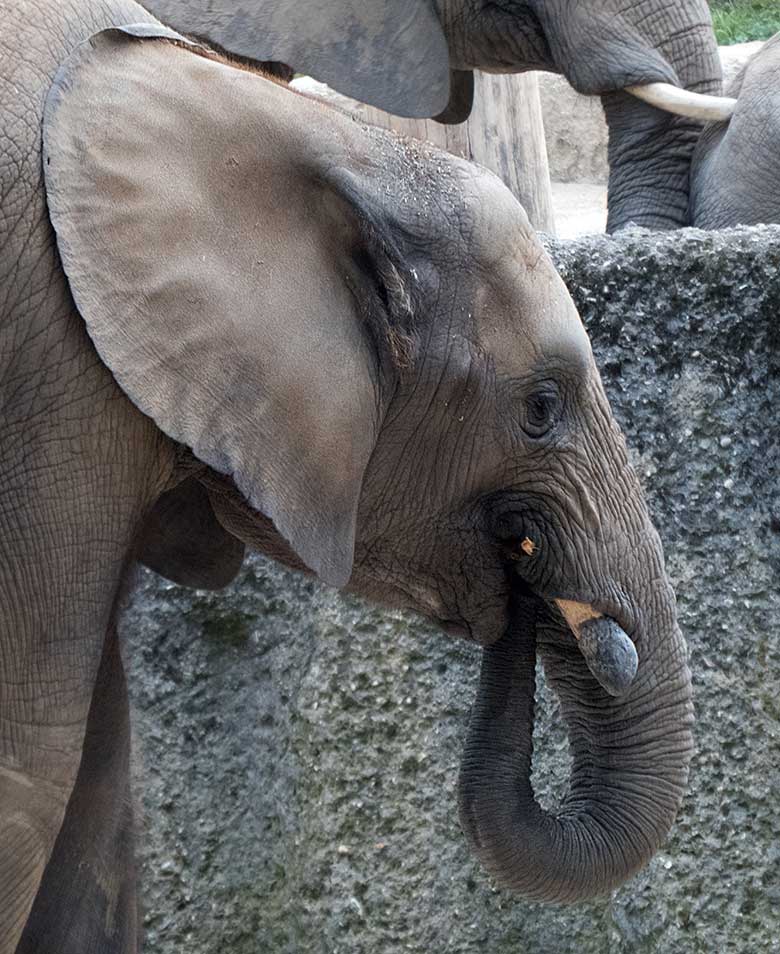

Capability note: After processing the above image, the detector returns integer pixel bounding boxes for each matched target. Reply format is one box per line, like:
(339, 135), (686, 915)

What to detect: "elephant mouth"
(554, 598), (639, 697)
(438, 618), (472, 639)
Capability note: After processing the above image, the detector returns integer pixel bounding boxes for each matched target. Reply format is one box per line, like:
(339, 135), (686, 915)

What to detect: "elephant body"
(691, 33), (780, 229)
(1, 3), (174, 950)
(2, 2), (693, 951)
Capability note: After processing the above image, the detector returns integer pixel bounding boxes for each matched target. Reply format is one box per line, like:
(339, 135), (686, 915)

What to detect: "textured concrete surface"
(539, 42), (764, 185)
(125, 226), (780, 953)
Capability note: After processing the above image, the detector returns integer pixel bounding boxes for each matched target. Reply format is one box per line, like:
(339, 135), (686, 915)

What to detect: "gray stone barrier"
(126, 226), (780, 953)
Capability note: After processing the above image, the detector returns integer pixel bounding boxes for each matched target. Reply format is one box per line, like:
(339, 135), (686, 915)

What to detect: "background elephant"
(2, 1), (693, 950)
(690, 32), (780, 228)
(138, 0), (732, 233)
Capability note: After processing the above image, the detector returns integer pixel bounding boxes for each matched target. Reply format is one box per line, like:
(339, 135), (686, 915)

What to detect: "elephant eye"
(522, 385), (561, 438)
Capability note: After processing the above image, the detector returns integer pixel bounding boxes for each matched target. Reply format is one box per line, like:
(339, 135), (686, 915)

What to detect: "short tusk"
(555, 599), (601, 638)
(626, 82), (737, 122)
(555, 600), (638, 697)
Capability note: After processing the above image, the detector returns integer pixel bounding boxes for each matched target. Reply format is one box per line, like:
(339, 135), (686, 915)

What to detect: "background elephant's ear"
(434, 70), (475, 124)
(43, 29), (393, 587)
(141, 0), (451, 117)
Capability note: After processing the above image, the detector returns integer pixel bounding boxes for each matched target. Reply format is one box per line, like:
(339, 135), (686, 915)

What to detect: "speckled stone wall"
(124, 226), (780, 953)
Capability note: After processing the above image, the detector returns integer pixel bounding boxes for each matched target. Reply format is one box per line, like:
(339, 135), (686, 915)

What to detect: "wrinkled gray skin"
(2, 2), (692, 952)
(691, 33), (780, 229)
(140, 0), (723, 232)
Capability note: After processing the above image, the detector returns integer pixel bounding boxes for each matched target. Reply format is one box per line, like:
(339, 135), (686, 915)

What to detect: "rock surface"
(125, 226), (780, 953)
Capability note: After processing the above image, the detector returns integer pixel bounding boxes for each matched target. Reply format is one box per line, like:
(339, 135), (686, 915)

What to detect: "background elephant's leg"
(17, 621), (138, 954)
(0, 382), (171, 953)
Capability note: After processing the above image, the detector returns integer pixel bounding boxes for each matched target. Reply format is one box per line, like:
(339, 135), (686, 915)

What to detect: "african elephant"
(3, 1), (693, 950)
(690, 32), (780, 229)
(138, 0), (736, 233)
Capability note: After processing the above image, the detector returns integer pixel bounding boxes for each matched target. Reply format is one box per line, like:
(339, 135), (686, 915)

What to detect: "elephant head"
(43, 26), (692, 901)
(137, 0), (737, 231)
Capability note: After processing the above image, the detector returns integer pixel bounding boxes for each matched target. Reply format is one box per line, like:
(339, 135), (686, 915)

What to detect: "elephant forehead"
(475, 268), (592, 379)
(465, 181), (592, 376)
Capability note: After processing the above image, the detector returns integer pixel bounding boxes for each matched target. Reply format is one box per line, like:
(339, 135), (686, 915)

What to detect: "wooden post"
(468, 73), (555, 234)
(296, 73), (556, 234)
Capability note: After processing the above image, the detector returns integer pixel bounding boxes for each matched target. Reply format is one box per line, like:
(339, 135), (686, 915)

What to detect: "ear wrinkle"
(348, 211), (425, 371)
(322, 164), (428, 370)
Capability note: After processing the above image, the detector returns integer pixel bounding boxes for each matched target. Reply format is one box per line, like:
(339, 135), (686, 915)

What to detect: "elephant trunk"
(458, 595), (693, 901)
(602, 2), (723, 232)
(603, 95), (709, 231)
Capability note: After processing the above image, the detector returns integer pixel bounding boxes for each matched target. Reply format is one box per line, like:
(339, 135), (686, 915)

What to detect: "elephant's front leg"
(0, 364), (172, 953)
(0, 768), (67, 950)
(17, 622), (138, 954)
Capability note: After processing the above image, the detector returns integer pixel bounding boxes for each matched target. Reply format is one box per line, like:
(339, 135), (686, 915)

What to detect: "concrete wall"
(126, 226), (780, 953)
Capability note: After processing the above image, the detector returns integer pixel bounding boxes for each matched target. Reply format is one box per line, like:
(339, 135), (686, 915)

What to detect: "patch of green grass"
(709, 0), (780, 45)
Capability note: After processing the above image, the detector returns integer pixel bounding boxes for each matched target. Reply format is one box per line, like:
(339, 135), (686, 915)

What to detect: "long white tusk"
(626, 82), (737, 121)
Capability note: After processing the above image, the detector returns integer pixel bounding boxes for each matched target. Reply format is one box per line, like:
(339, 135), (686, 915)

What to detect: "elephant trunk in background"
(602, 92), (712, 231)
(599, 2), (724, 231)
(459, 584), (692, 902)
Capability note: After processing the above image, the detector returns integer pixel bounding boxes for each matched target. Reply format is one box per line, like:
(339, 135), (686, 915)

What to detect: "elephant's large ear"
(137, 478), (246, 590)
(141, 0), (451, 118)
(43, 28), (415, 587)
